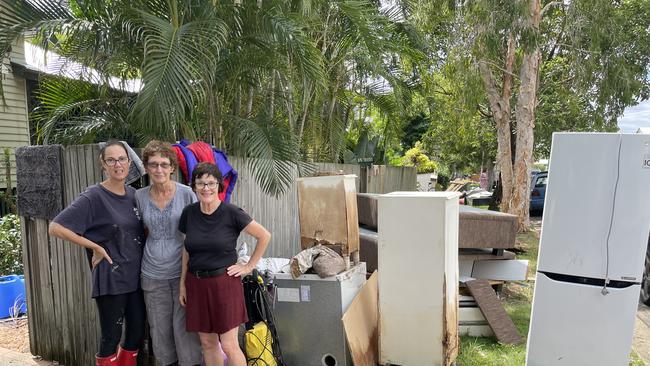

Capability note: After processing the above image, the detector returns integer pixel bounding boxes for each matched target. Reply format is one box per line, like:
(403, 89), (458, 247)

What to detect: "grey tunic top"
(136, 182), (196, 280)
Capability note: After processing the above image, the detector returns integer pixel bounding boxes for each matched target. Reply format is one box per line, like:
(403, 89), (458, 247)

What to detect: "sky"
(618, 99), (650, 133)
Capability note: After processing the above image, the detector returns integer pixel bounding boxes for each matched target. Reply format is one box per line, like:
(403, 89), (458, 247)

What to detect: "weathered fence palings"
(17, 144), (416, 366)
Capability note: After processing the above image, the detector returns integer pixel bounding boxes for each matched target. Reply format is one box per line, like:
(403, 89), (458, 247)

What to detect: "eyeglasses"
(104, 156), (129, 166)
(195, 181), (219, 190)
(146, 162), (172, 170)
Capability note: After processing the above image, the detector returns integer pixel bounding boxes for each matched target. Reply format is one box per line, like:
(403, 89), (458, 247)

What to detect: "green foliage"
(400, 142), (437, 173)
(420, 68), (496, 175)
(1, 148), (16, 213)
(401, 113), (429, 150)
(0, 214), (22, 276)
(1, 0), (425, 196)
(534, 57), (618, 158)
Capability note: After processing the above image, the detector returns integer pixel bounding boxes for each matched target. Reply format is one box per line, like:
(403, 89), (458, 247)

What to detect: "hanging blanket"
(173, 140), (238, 202)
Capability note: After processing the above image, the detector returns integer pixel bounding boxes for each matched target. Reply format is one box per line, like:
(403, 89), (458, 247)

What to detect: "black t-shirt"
(178, 202), (253, 272)
(53, 184), (144, 297)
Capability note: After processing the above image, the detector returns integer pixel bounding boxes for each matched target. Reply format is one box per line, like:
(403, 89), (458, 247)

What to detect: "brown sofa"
(356, 193), (517, 267)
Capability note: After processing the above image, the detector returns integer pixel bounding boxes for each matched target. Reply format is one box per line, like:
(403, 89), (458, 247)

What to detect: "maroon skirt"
(185, 272), (248, 334)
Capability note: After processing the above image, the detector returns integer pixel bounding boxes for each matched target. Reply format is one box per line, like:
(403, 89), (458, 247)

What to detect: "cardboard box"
(297, 175), (360, 257)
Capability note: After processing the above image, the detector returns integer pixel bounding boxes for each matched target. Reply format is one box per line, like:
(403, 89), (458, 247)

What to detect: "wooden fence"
(18, 144), (415, 366)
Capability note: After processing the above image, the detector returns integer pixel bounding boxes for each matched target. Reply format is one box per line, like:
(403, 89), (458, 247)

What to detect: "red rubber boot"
(95, 353), (117, 366)
(116, 346), (138, 366)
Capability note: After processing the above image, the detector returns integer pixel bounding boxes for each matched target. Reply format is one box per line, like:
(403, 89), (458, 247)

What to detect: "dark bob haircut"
(190, 162), (225, 193)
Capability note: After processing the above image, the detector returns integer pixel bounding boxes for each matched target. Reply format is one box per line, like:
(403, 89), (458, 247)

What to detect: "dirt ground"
(0, 318), (30, 353)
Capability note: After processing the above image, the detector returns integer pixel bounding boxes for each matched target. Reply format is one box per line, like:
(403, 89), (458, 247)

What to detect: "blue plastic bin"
(17, 275), (27, 314)
(0, 274), (26, 318)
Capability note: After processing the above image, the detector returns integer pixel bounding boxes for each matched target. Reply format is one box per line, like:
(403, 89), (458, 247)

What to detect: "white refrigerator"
(526, 133), (650, 366)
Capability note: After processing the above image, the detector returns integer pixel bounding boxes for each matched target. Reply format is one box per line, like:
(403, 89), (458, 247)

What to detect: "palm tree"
(0, 0), (423, 195)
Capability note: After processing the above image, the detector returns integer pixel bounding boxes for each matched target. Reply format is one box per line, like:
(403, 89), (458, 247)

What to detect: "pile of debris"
(357, 193), (526, 344)
(244, 175), (526, 365)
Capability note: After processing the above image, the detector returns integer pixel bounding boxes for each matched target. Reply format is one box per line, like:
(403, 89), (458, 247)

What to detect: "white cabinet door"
(526, 273), (640, 366)
(538, 133), (650, 280)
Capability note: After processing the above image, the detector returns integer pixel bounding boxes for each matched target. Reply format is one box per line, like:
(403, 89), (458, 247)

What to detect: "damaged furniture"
(357, 193), (518, 275)
(378, 192), (460, 366)
(272, 174), (366, 365)
(357, 193), (516, 250)
(297, 175), (360, 267)
(272, 263), (367, 366)
(358, 192), (525, 343)
(457, 205), (517, 251)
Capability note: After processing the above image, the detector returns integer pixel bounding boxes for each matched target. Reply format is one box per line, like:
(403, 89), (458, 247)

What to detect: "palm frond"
(226, 115), (301, 196)
(129, 5), (228, 138)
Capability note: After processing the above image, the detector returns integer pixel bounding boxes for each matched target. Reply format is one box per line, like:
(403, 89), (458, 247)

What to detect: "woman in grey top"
(135, 140), (202, 366)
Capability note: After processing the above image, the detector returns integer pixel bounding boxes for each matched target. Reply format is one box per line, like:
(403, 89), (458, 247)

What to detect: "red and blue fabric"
(179, 141), (237, 203)
(213, 149), (237, 203)
(172, 143), (198, 185)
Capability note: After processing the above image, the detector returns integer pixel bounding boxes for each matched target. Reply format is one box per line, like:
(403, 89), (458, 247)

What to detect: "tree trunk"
(477, 32), (515, 212)
(206, 87), (216, 146)
(269, 71), (276, 119)
(279, 74), (295, 132)
(215, 92), (223, 149)
(246, 86), (254, 117)
(327, 80), (341, 162)
(234, 84), (241, 117)
(298, 78), (315, 149)
(511, 0), (542, 232)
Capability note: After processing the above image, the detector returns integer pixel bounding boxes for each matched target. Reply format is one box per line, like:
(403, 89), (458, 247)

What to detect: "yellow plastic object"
(245, 322), (277, 366)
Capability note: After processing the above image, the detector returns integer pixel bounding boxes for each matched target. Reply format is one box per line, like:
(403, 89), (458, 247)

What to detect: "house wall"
(1, 37), (31, 189)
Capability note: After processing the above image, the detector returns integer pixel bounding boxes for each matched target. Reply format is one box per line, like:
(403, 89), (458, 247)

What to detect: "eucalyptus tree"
(463, 0), (650, 231)
(407, 0), (650, 231)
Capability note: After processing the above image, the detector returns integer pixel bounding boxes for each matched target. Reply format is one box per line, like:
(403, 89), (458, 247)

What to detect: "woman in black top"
(179, 162), (271, 366)
(48, 140), (145, 366)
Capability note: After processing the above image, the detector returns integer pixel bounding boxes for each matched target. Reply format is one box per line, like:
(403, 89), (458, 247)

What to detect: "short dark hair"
(142, 140), (178, 168)
(99, 140), (128, 166)
(191, 162), (225, 193)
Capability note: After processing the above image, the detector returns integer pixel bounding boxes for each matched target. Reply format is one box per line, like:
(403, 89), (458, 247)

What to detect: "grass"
(456, 227), (646, 366)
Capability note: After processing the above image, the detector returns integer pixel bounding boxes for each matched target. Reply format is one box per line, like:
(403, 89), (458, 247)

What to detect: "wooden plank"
(84, 144), (97, 187)
(62, 146), (82, 364)
(35, 219), (54, 359)
(25, 218), (41, 358)
(92, 144), (102, 182)
(0, 98), (28, 108)
(0, 115), (29, 125)
(20, 216), (37, 355)
(0, 138), (30, 147)
(342, 271), (378, 366)
(0, 76), (28, 90)
(0, 94), (31, 103)
(465, 279), (522, 345)
(76, 145), (99, 364)
(55, 237), (73, 366)
(69, 146), (82, 197)
(0, 104), (27, 115)
(48, 231), (64, 362)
